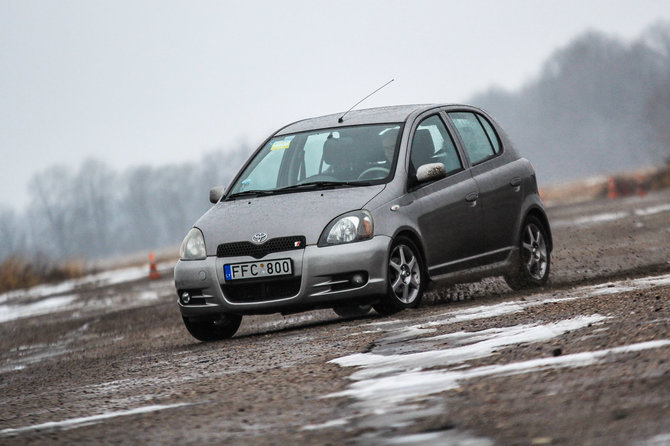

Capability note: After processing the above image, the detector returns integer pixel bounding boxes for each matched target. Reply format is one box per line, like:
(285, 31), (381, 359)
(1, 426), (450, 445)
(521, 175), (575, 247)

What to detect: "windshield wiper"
(276, 181), (374, 193)
(226, 181), (374, 200)
(225, 190), (278, 200)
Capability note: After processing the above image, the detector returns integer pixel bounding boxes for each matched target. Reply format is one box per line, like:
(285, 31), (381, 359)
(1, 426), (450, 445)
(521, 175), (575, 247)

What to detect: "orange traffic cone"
(636, 173), (647, 197)
(149, 252), (160, 280)
(607, 176), (618, 199)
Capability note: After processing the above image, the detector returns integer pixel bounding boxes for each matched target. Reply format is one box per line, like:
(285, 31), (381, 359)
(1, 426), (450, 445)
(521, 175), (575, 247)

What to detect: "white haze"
(1, 0), (670, 210)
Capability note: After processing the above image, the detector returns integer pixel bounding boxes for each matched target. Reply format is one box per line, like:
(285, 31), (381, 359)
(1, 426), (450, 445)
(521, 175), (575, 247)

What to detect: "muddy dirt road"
(1, 191), (669, 445)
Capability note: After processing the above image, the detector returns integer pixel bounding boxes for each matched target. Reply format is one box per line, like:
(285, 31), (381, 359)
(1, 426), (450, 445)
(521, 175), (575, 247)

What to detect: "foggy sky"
(2, 0), (670, 210)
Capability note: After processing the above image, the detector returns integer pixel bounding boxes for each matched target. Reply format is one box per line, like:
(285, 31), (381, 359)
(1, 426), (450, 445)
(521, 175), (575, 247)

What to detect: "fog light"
(350, 273), (365, 286)
(181, 291), (191, 304)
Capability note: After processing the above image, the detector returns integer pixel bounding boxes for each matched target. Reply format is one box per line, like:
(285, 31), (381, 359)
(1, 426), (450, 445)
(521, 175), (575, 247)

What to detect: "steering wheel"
(297, 174), (339, 184)
(357, 166), (390, 180)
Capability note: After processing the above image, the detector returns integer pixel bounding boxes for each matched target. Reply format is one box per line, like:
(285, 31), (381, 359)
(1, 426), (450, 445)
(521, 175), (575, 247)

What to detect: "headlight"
(318, 210), (373, 246)
(180, 228), (206, 260)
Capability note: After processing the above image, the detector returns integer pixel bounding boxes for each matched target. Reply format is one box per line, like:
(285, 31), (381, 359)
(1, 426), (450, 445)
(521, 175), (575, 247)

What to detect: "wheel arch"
(524, 206), (553, 252)
(391, 227), (431, 281)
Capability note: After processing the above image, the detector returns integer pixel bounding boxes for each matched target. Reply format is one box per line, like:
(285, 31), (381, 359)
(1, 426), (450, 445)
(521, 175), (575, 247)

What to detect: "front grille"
(221, 278), (301, 303)
(217, 236), (306, 259)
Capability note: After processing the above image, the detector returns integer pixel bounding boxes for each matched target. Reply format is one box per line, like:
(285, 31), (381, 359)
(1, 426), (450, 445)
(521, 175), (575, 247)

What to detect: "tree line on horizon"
(0, 148), (249, 263)
(1, 22), (670, 264)
(471, 21), (670, 184)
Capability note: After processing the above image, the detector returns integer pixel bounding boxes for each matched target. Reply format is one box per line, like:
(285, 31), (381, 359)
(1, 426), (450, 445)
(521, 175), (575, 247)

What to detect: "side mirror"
(416, 163), (447, 183)
(209, 186), (226, 204)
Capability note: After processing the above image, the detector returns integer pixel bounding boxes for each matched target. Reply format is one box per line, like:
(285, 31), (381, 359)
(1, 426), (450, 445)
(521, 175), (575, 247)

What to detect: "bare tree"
(0, 207), (26, 261)
(27, 166), (76, 256)
(117, 166), (161, 251)
(71, 159), (116, 256)
(472, 23), (670, 183)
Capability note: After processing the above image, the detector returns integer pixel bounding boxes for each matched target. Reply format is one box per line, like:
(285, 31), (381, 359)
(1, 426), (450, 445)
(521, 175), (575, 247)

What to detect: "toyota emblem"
(252, 232), (268, 244)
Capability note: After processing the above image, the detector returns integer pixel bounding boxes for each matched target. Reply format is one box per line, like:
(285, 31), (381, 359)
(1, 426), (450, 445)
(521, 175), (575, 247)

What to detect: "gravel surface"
(0, 190), (669, 445)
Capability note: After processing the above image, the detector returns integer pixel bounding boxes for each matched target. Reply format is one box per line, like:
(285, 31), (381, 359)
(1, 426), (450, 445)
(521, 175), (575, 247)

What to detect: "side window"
(302, 132), (330, 177)
(448, 112), (496, 165)
(236, 137), (293, 191)
(477, 115), (501, 154)
(410, 115), (462, 175)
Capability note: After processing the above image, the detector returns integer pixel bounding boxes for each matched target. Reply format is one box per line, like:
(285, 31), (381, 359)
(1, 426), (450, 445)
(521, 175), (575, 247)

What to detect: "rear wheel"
(333, 304), (372, 318)
(504, 216), (550, 290)
(373, 236), (426, 316)
(182, 314), (242, 341)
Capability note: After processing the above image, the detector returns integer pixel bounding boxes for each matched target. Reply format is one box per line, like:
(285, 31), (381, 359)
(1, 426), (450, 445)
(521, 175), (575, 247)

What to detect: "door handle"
(465, 192), (479, 203)
(510, 177), (522, 187)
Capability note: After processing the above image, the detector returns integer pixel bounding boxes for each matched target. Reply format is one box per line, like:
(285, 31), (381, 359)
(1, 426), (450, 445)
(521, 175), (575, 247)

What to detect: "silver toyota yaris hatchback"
(174, 104), (552, 341)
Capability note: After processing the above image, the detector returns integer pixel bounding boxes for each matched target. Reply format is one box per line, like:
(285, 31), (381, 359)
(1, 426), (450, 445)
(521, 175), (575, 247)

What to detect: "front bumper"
(174, 235), (391, 316)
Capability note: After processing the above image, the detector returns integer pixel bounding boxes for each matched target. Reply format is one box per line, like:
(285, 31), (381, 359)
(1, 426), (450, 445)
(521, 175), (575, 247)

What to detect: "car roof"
(276, 104), (465, 135)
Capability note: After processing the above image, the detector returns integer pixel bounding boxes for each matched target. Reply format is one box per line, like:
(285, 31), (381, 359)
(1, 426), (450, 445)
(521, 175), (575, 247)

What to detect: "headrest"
(323, 137), (354, 166)
(412, 129), (435, 158)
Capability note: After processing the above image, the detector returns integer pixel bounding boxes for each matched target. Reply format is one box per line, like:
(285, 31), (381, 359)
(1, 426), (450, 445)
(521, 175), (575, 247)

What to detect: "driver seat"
(322, 137), (355, 180)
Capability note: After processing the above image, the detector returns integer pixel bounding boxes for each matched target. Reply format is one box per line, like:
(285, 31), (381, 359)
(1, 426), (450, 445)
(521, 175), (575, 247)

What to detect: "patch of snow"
(332, 315), (607, 380)
(425, 300), (528, 326)
(638, 433), (670, 445)
(335, 272), (670, 356)
(552, 202), (670, 228)
(572, 211), (630, 225)
(0, 262), (173, 304)
(322, 272), (670, 439)
(0, 342), (71, 374)
(346, 330), (383, 337)
(138, 291), (159, 301)
(586, 274), (670, 297)
(386, 430), (493, 446)
(329, 340), (670, 408)
(634, 203), (670, 216)
(301, 418), (350, 431)
(382, 326), (437, 342)
(587, 285), (637, 296)
(364, 319), (404, 327)
(0, 295), (77, 324)
(0, 403), (189, 437)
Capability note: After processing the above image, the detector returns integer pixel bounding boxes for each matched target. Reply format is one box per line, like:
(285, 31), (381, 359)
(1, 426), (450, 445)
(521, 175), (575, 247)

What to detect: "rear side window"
(448, 112), (500, 165)
(478, 115), (501, 154)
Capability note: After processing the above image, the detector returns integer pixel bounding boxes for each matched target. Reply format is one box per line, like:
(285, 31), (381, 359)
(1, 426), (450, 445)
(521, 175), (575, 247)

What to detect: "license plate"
(224, 259), (293, 281)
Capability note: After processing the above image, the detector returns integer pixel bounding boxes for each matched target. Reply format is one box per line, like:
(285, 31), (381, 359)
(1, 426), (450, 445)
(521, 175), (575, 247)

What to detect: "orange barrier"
(607, 176), (618, 199)
(149, 252), (160, 280)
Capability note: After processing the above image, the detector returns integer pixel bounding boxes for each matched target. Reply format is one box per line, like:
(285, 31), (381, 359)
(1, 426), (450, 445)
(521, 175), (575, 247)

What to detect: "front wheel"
(373, 236), (426, 316)
(182, 314), (242, 342)
(504, 216), (550, 290)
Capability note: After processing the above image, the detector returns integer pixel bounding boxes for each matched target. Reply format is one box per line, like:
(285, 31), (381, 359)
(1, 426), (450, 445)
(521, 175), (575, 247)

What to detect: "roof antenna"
(338, 79), (394, 123)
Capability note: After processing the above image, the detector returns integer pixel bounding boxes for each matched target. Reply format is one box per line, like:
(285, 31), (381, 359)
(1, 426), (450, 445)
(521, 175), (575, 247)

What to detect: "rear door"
(446, 111), (524, 259)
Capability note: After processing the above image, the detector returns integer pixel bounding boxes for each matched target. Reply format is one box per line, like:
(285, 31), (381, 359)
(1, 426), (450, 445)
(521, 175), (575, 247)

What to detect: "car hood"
(196, 185), (386, 255)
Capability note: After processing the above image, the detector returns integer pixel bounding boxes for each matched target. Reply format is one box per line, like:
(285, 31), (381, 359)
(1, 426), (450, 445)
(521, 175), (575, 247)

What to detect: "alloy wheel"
(388, 244), (421, 304)
(521, 223), (548, 280)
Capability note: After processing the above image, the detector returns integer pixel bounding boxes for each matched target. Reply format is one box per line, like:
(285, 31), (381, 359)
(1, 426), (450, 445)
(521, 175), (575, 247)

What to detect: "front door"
(404, 114), (484, 277)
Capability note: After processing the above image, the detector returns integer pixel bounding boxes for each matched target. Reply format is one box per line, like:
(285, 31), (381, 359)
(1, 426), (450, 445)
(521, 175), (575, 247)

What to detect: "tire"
(333, 304), (372, 318)
(504, 216), (551, 290)
(373, 236), (426, 316)
(182, 314), (242, 342)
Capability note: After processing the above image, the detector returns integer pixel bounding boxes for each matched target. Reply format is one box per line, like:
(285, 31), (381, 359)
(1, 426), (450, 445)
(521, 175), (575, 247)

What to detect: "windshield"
(227, 123), (402, 198)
